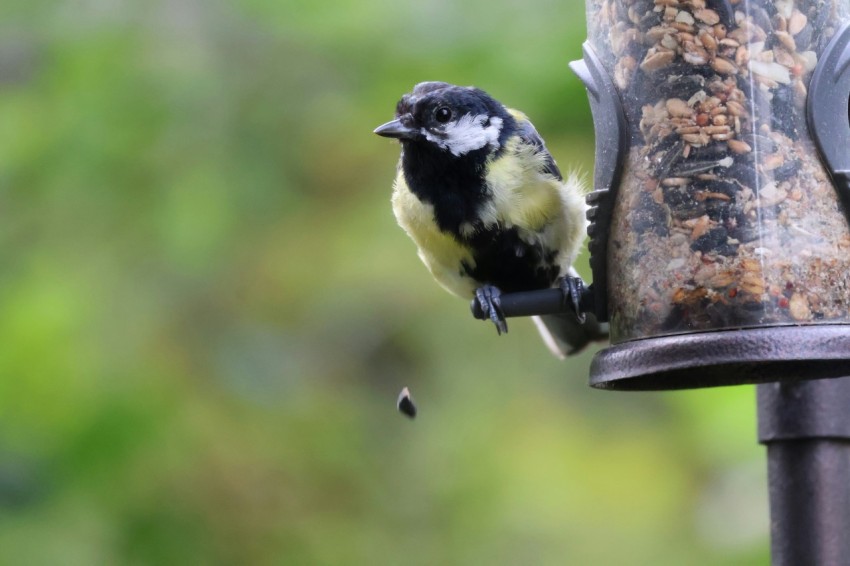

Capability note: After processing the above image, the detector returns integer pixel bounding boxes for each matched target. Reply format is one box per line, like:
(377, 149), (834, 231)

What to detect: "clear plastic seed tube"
(587, 0), (850, 342)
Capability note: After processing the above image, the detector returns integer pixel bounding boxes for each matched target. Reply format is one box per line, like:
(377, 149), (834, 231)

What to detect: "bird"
(374, 81), (608, 357)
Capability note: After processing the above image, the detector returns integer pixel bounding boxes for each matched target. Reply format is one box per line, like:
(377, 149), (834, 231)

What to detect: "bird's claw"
(559, 276), (587, 323)
(474, 285), (508, 335)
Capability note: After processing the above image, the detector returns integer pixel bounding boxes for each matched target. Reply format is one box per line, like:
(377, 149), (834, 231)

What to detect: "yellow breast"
(391, 171), (478, 299)
(483, 138), (564, 233)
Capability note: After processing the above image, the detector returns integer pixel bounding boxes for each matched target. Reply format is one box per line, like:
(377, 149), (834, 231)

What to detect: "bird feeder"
(567, 2), (850, 563)
(467, 2), (850, 562)
(570, 0), (850, 390)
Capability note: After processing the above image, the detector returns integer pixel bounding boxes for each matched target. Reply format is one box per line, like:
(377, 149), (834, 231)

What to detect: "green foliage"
(0, 0), (768, 563)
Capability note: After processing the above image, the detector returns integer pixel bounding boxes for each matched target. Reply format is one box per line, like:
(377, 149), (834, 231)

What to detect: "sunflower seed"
(397, 387), (417, 419)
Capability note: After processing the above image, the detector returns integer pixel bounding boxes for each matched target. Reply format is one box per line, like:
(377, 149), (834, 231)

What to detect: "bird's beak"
(374, 118), (417, 140)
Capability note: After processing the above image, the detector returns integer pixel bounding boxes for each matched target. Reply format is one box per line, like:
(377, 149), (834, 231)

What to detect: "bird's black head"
(374, 82), (515, 158)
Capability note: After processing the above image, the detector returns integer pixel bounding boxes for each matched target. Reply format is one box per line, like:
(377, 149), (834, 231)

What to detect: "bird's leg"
(474, 285), (508, 335)
(558, 276), (587, 323)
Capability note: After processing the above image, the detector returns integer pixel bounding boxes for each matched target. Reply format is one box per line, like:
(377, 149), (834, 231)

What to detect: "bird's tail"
(532, 312), (609, 358)
(532, 269), (609, 358)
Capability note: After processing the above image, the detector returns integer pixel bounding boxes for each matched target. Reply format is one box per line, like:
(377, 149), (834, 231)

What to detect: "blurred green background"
(0, 0), (768, 564)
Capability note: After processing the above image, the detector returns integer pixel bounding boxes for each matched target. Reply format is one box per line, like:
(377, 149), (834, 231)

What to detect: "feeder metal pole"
(758, 377), (850, 566)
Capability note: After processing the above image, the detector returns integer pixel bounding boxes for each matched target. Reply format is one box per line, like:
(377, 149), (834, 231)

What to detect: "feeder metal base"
(590, 325), (850, 391)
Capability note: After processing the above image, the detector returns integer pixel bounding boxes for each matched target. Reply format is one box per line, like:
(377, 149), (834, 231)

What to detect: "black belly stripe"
(401, 141), (493, 235)
(462, 226), (559, 292)
(399, 125), (563, 293)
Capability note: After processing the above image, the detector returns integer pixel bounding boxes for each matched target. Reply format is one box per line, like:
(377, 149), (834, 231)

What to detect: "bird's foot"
(473, 285), (508, 335)
(558, 276), (587, 323)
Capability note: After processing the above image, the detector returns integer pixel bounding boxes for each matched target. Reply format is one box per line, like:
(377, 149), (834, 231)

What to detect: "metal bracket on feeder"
(569, 42), (630, 323)
(807, 22), (850, 221)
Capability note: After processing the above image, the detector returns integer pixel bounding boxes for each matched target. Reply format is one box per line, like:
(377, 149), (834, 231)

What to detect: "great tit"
(374, 82), (608, 356)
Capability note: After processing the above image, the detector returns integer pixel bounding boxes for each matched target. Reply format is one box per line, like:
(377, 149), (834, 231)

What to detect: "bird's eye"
(434, 107), (452, 123)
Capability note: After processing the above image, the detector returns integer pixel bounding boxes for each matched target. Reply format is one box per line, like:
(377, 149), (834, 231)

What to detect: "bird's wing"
(507, 109), (563, 180)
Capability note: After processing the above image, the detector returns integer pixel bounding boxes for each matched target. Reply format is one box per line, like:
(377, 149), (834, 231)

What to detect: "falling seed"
(397, 387), (417, 419)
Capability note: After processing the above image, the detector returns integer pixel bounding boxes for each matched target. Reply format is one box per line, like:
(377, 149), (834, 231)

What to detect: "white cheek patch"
(422, 115), (503, 156)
